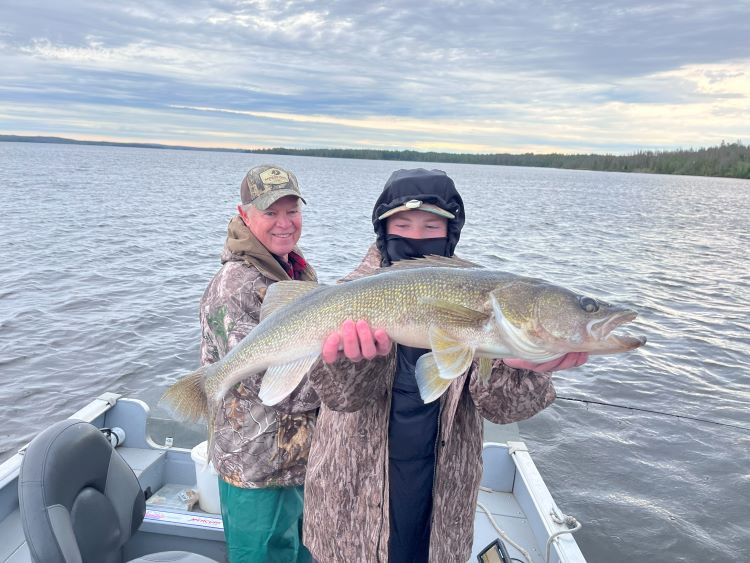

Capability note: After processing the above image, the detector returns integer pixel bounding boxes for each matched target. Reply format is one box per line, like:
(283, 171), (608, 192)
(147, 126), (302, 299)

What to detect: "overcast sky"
(1, 1), (748, 154)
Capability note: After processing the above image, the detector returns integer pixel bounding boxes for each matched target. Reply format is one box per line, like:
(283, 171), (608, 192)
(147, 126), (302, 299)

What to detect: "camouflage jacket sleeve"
(200, 261), (320, 413)
(467, 360), (556, 424)
(200, 261), (262, 366)
(308, 352), (394, 412)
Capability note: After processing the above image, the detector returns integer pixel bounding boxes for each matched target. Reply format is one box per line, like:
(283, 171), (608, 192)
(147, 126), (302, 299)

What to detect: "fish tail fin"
(259, 353), (319, 406)
(160, 366), (209, 423)
(415, 353), (453, 403)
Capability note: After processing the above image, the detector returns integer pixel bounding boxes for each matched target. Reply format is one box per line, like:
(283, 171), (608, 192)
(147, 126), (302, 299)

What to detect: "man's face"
(385, 209), (448, 239)
(245, 195), (302, 259)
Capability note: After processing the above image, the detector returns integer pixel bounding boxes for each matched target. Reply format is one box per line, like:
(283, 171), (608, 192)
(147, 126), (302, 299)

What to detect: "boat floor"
(0, 399), (582, 563)
(1, 491), (544, 563)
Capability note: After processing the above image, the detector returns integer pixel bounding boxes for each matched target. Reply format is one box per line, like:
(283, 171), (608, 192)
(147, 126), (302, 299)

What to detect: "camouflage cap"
(240, 164), (306, 210)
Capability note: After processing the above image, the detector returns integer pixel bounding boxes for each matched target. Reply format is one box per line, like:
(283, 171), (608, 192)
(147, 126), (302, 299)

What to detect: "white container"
(190, 441), (221, 514)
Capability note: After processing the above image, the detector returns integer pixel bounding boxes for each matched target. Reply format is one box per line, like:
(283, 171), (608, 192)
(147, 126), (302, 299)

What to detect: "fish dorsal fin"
(258, 353), (319, 406)
(415, 353), (453, 403)
(428, 326), (475, 379)
(261, 281), (321, 320)
(386, 254), (482, 271)
(419, 297), (491, 325)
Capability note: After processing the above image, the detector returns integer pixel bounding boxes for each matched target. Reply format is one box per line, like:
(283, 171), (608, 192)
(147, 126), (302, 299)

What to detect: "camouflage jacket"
(201, 216), (321, 488)
(303, 245), (557, 562)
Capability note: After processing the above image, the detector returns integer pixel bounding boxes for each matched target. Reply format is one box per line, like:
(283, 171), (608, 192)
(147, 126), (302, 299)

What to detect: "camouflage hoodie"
(200, 215), (320, 488)
(303, 245), (557, 562)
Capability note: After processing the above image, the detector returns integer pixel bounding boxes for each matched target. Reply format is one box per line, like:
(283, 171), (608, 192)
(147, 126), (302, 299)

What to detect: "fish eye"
(579, 296), (599, 313)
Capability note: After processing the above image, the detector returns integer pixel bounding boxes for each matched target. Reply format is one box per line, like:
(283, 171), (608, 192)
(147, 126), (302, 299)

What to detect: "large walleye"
(162, 257), (645, 422)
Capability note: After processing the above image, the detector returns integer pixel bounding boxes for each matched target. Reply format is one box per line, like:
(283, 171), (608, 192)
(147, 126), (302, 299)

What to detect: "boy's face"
(385, 209), (448, 239)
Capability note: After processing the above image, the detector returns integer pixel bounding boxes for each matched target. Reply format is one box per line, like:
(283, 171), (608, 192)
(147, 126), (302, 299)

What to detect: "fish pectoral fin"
(419, 298), (490, 324)
(477, 357), (494, 386)
(415, 353), (453, 403)
(429, 327), (475, 379)
(260, 281), (321, 320)
(258, 353), (319, 406)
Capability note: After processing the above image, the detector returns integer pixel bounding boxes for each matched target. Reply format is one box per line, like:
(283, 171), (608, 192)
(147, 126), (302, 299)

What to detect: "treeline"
(254, 141), (750, 179)
(4, 134), (748, 179)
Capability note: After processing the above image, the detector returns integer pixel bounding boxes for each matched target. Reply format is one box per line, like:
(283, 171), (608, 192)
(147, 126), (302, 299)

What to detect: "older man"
(200, 164), (318, 563)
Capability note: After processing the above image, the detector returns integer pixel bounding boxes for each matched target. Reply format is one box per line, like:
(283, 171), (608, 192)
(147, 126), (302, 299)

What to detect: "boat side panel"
(0, 476), (19, 523)
(104, 398), (154, 449)
(510, 442), (586, 563)
(480, 443), (517, 492)
(0, 507), (30, 563)
(163, 450), (202, 487)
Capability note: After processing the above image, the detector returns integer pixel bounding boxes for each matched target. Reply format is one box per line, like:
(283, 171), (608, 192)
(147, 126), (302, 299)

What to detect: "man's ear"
(237, 204), (251, 227)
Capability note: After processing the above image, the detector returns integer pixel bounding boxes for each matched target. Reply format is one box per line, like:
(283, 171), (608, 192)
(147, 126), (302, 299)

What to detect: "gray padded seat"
(18, 419), (217, 563)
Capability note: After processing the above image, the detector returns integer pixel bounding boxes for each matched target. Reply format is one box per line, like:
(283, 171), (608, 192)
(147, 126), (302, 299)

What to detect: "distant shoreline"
(0, 134), (251, 154)
(2, 134), (748, 179)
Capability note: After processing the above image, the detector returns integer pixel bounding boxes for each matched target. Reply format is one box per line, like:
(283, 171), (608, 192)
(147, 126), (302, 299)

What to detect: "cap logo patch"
(405, 199), (422, 209)
(260, 168), (290, 185)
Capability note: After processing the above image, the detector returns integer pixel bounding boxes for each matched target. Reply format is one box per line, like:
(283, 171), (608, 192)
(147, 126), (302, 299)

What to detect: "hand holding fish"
(322, 319), (393, 363)
(502, 352), (589, 373)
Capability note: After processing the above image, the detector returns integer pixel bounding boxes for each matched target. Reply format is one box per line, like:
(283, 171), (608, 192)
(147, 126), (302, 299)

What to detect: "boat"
(0, 393), (585, 562)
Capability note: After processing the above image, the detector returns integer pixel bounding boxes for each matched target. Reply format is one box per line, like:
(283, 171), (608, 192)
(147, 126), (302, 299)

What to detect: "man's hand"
(321, 319), (392, 363)
(502, 352), (589, 373)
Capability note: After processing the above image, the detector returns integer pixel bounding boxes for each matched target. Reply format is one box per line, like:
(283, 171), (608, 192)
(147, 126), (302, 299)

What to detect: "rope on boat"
(556, 396), (750, 432)
(545, 507), (582, 563)
(476, 488), (532, 563)
(477, 485), (583, 563)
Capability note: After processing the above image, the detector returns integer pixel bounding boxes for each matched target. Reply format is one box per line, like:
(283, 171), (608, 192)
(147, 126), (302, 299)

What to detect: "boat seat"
(18, 418), (218, 563)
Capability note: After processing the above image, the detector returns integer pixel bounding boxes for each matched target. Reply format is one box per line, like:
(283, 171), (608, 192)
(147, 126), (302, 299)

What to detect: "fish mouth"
(588, 309), (646, 352)
(604, 333), (647, 351)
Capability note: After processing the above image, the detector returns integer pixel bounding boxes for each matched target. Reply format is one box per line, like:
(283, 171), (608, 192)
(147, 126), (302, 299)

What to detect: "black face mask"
(385, 235), (450, 263)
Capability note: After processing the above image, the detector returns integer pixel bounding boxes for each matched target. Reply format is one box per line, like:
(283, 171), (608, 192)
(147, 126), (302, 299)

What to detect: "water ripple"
(1, 144), (748, 563)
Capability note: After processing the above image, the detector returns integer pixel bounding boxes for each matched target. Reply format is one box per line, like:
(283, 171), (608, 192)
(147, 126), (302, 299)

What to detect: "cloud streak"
(1, 0), (748, 153)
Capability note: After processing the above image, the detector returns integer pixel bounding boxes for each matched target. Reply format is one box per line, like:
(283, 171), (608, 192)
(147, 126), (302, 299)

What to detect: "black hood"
(372, 168), (465, 265)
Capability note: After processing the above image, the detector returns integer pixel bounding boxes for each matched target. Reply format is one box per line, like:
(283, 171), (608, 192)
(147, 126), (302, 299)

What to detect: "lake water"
(1, 142), (748, 562)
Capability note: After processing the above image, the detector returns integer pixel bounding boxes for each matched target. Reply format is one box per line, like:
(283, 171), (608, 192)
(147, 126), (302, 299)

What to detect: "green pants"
(218, 479), (312, 563)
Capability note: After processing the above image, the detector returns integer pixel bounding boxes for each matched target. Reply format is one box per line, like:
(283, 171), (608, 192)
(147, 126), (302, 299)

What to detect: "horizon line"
(1, 133), (745, 158)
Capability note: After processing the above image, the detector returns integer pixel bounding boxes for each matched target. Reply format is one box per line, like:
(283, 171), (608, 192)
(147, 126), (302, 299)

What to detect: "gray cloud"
(1, 0), (748, 153)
